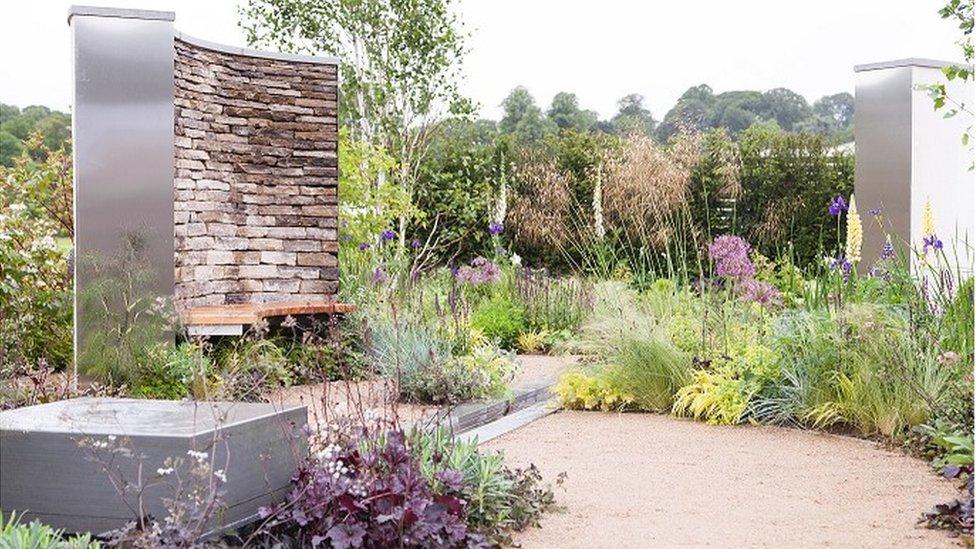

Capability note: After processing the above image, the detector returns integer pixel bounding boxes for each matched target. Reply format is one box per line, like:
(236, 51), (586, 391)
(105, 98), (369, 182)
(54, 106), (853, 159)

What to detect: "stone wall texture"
(173, 38), (339, 310)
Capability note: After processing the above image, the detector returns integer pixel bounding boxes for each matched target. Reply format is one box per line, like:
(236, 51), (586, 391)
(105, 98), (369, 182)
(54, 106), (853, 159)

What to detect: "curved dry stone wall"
(173, 37), (339, 310)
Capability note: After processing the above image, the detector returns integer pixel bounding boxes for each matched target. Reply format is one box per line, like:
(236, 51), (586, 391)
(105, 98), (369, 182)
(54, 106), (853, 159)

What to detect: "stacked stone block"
(173, 38), (339, 309)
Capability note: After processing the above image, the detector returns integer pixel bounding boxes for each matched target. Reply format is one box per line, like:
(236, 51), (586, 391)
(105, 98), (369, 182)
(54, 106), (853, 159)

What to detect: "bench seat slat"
(182, 301), (356, 327)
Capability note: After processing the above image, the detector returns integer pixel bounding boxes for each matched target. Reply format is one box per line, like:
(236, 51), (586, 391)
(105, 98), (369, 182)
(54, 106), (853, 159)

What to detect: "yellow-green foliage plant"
(555, 371), (635, 412)
(516, 330), (547, 354)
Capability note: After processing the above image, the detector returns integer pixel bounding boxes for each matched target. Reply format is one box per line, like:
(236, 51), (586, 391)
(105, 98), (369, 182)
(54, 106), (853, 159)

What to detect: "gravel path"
(485, 411), (961, 548)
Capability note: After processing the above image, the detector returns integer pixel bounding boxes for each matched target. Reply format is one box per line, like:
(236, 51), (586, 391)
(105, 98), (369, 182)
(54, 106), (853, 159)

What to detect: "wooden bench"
(181, 300), (357, 336)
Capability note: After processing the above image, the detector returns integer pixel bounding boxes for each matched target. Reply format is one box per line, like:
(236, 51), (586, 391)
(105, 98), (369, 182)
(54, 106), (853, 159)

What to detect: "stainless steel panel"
(854, 66), (913, 268)
(71, 11), (175, 372)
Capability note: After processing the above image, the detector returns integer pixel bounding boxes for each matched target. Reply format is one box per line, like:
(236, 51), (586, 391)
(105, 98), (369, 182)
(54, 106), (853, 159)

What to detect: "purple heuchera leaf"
(435, 469), (464, 491)
(326, 523), (367, 549)
(257, 427), (483, 547)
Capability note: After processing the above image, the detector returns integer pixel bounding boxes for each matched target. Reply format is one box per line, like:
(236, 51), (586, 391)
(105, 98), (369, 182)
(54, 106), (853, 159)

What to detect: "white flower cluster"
(324, 458), (351, 480)
(187, 450), (209, 464)
(316, 443), (342, 462)
(214, 469), (227, 483)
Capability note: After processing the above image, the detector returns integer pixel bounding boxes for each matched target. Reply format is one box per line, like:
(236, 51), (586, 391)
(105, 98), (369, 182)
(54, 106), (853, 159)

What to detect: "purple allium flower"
(828, 195), (848, 217)
(454, 256), (501, 285)
(488, 222), (504, 236)
(708, 235), (755, 280)
(738, 279), (782, 307)
(380, 229), (396, 241)
(410, 239), (421, 249)
(359, 242), (370, 251)
(922, 234), (943, 254)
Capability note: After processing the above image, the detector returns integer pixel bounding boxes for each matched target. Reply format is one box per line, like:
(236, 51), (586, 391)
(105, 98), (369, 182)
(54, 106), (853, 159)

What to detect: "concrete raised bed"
(0, 397), (306, 534)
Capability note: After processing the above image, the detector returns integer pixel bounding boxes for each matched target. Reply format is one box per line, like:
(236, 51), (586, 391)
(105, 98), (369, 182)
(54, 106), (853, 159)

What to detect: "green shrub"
(1, 512), (99, 548)
(0, 136), (73, 369)
(470, 293), (525, 349)
(131, 343), (213, 400)
(370, 320), (515, 404)
(556, 371), (635, 412)
(212, 338), (294, 400)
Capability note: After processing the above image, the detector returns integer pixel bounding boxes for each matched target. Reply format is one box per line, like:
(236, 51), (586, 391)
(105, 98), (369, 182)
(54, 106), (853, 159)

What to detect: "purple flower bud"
(380, 230), (396, 241)
(359, 242), (370, 251)
(410, 239), (421, 249)
(868, 207), (883, 217)
(488, 222), (504, 236)
(880, 240), (895, 261)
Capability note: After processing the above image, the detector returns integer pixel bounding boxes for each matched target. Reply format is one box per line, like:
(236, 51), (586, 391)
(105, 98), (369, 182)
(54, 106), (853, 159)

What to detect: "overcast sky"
(0, 1), (964, 120)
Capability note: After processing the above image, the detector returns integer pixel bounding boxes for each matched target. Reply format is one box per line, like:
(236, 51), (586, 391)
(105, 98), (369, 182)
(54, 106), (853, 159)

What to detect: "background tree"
(547, 92), (597, 132)
(658, 85), (715, 141)
(761, 88), (812, 131)
(0, 103), (71, 166)
(499, 86), (555, 141)
(610, 94), (656, 137)
(241, 0), (472, 245)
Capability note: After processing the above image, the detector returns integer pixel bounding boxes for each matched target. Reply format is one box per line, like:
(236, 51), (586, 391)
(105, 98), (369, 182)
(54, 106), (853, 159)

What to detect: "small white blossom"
(510, 253), (522, 268)
(214, 469), (227, 483)
(157, 467), (174, 476)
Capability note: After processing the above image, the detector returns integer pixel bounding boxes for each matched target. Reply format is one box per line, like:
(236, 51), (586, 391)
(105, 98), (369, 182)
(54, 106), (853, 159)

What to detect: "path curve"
(485, 411), (960, 548)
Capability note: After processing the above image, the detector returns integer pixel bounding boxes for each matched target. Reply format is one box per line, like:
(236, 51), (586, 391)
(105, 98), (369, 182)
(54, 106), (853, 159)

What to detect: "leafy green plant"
(556, 371), (635, 412)
(470, 293), (525, 349)
(410, 427), (562, 546)
(131, 343), (212, 400)
(0, 134), (73, 369)
(0, 512), (99, 548)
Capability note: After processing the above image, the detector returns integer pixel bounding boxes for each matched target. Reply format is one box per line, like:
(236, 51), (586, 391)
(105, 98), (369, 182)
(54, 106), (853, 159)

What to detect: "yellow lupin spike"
(921, 198), (935, 237)
(845, 194), (862, 264)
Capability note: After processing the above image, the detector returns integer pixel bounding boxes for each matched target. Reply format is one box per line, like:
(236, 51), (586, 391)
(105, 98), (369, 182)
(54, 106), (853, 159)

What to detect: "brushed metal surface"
(854, 66), (913, 268)
(71, 11), (175, 370)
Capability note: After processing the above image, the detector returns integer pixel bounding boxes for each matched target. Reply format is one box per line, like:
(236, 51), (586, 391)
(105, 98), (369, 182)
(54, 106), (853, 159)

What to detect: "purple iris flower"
(488, 222), (504, 236)
(381, 229), (396, 241)
(923, 235), (943, 254)
(358, 242), (370, 251)
(828, 196), (848, 217)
